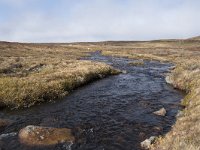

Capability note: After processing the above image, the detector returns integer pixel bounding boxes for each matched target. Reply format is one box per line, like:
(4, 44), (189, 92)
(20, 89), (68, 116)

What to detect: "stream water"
(0, 52), (184, 150)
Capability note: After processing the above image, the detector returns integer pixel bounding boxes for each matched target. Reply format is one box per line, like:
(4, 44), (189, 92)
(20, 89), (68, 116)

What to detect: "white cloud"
(0, 0), (200, 42)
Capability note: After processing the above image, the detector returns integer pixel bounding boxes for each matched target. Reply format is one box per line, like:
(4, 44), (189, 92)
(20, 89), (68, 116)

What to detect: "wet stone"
(0, 119), (12, 128)
(18, 125), (75, 146)
(153, 108), (167, 116)
(165, 76), (173, 84)
(139, 132), (145, 139)
(0, 119), (12, 132)
(141, 136), (156, 149)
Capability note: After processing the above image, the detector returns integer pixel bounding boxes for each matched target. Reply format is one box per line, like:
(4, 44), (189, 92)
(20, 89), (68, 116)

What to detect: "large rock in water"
(18, 125), (75, 146)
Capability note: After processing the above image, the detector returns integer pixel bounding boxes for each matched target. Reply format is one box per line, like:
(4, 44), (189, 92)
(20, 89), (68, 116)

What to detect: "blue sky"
(0, 0), (200, 42)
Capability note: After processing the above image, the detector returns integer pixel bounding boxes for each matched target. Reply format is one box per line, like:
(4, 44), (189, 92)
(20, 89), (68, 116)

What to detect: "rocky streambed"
(0, 51), (184, 150)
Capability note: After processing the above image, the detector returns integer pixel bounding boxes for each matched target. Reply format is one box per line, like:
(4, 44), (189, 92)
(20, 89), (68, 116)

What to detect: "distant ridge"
(188, 36), (200, 40)
(0, 36), (200, 44)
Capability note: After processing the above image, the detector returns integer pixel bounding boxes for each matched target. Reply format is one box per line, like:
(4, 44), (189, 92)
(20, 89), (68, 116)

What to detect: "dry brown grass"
(0, 42), (118, 108)
(76, 39), (200, 150)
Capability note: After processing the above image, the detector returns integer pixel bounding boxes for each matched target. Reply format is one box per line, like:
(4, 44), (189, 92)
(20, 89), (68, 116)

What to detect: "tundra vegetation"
(0, 36), (200, 149)
(0, 42), (118, 108)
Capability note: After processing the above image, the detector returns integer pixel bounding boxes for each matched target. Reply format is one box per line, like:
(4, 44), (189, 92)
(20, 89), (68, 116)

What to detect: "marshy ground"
(0, 38), (200, 150)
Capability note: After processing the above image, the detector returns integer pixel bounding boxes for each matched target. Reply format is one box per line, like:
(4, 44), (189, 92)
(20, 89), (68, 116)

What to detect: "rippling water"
(0, 52), (184, 150)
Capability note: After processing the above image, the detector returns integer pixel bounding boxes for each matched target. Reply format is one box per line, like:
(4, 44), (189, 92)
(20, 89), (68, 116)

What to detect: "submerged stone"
(0, 119), (12, 129)
(122, 70), (127, 74)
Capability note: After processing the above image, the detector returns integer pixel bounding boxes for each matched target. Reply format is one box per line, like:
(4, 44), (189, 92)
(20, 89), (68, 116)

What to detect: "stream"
(0, 51), (184, 150)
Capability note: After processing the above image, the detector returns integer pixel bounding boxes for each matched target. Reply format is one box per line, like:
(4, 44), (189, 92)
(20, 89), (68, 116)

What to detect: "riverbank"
(0, 42), (119, 109)
(151, 60), (200, 150)
(91, 39), (200, 150)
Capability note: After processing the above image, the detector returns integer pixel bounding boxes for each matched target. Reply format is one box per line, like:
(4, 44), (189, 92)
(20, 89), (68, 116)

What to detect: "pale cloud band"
(0, 0), (200, 42)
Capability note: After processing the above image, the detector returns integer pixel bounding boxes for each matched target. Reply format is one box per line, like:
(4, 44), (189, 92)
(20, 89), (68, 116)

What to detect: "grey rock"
(122, 70), (127, 74)
(153, 108), (167, 116)
(141, 136), (156, 149)
(165, 76), (173, 84)
(176, 110), (184, 118)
